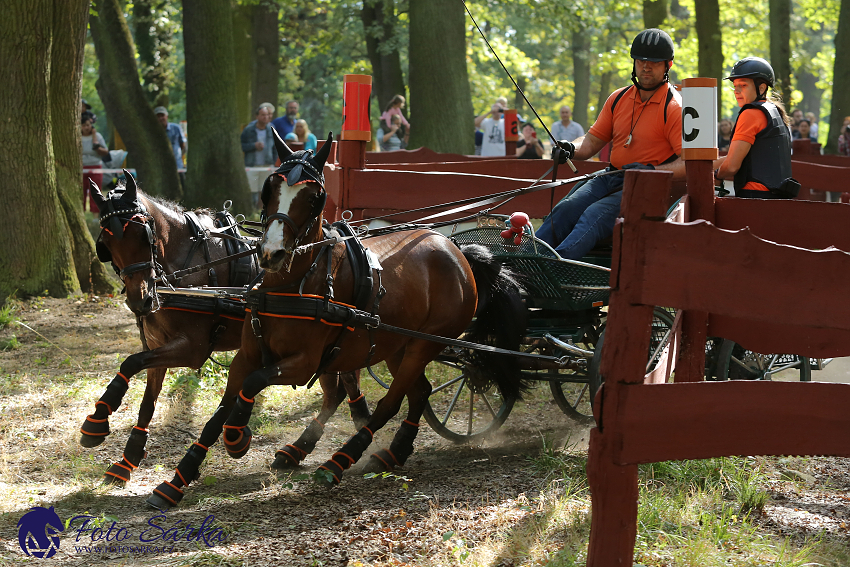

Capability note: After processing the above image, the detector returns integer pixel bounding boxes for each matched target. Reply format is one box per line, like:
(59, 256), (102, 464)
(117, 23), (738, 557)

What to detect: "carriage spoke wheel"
(588, 307), (676, 416)
(715, 339), (811, 382)
(423, 348), (514, 444)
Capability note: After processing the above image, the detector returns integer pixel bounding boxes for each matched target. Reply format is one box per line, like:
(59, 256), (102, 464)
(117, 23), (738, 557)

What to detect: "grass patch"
(412, 450), (848, 567)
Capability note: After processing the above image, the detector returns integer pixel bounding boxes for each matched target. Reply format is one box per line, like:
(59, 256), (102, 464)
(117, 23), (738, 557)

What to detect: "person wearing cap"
(81, 99), (92, 113)
(537, 28), (684, 260)
(713, 57), (798, 199)
(154, 106), (186, 171)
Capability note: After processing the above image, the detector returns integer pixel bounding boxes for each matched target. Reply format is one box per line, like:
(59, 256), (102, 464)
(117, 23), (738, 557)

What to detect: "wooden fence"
(585, 169), (850, 565)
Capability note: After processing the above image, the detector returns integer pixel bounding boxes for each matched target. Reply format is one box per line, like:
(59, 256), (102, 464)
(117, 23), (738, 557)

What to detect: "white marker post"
(679, 77), (718, 383)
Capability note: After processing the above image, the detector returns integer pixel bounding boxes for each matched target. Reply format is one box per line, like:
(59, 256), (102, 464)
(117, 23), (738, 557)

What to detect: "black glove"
(621, 162), (655, 170)
(554, 140), (575, 163)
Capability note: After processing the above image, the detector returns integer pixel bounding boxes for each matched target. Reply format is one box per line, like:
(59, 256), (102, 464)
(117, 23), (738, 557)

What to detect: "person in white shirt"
(550, 105), (584, 143)
(474, 103), (506, 156)
(81, 111), (109, 213)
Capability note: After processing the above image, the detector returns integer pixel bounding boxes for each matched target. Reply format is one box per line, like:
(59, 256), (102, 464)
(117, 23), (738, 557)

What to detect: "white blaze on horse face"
(261, 182), (303, 261)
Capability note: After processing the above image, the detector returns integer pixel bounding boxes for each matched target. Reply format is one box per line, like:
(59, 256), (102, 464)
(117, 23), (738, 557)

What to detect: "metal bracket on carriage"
(543, 333), (595, 359)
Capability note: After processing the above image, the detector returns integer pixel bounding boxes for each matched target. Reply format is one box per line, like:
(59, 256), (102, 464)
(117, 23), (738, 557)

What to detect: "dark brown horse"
(81, 173), (371, 487)
(147, 133), (527, 509)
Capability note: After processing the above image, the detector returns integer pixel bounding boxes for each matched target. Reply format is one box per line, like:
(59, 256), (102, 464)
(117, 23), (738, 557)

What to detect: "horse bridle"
(261, 171), (328, 272)
(97, 201), (166, 306)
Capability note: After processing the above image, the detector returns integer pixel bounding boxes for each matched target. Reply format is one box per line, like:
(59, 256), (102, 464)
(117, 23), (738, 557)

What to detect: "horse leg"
(79, 351), (150, 447)
(146, 353), (250, 510)
(102, 367), (166, 487)
(344, 369), (371, 429)
(270, 373), (345, 469)
(221, 363), (293, 459)
(367, 372), (431, 473)
(316, 351), (431, 485)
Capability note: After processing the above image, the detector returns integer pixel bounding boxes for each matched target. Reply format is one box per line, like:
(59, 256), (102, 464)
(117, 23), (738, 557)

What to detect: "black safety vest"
(730, 101), (792, 193)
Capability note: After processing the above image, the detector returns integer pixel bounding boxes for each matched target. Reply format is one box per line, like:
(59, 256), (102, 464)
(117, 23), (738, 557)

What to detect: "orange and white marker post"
(339, 74), (372, 169)
(678, 77), (718, 382)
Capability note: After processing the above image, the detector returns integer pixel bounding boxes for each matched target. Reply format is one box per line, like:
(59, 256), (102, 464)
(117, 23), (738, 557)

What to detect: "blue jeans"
(536, 173), (625, 260)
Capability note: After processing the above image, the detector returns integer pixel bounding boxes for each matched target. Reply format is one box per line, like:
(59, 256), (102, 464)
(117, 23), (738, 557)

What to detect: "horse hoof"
(315, 462), (342, 487)
(270, 446), (305, 470)
(148, 481), (184, 510)
(102, 473), (127, 488)
(368, 449), (400, 473)
(223, 425), (252, 459)
(79, 433), (106, 448)
(145, 493), (175, 511)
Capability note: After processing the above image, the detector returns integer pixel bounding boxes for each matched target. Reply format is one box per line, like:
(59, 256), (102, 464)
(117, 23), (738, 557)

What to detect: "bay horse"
(147, 132), (527, 509)
(81, 173), (371, 487)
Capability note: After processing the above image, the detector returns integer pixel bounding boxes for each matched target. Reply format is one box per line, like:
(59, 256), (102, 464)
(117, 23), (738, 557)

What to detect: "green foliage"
(0, 299), (18, 331)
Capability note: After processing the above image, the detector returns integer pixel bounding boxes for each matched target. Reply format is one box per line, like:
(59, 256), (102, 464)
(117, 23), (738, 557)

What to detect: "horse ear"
(90, 180), (107, 210)
(314, 132), (334, 169)
(122, 169), (138, 201)
(272, 127), (293, 160)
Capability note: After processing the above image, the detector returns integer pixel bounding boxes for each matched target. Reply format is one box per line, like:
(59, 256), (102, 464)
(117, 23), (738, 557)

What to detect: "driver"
(537, 28), (684, 260)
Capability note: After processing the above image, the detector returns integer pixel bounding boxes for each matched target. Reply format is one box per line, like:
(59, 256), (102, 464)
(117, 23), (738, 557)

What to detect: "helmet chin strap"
(754, 81), (768, 101)
(631, 61), (670, 91)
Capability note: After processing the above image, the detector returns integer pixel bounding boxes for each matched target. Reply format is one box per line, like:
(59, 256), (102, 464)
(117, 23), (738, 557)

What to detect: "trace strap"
(158, 247), (259, 284)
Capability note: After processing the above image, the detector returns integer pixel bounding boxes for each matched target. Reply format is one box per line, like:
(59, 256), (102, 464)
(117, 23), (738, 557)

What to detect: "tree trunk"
(407, 0), (474, 154)
(362, 0), (407, 114)
(252, 0), (280, 112)
(90, 0), (182, 200)
(825, 0), (850, 155)
(643, 0), (667, 28)
(134, 0), (175, 108)
(571, 28), (591, 131)
(797, 69), (823, 118)
(183, 0), (252, 211)
(769, 0), (792, 107)
(52, 0), (116, 294)
(694, 0), (723, 115)
(232, 3), (254, 127)
(0, 1), (79, 299)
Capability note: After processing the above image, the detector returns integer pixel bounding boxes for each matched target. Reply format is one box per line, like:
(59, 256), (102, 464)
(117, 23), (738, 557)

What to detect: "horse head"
(259, 130), (333, 272)
(92, 171), (159, 316)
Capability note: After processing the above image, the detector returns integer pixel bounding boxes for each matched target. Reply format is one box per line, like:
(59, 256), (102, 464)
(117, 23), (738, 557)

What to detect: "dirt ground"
(0, 296), (848, 566)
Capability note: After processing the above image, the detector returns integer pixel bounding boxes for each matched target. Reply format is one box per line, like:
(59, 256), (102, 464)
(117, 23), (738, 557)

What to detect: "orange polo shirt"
(731, 108), (770, 192)
(589, 83), (682, 169)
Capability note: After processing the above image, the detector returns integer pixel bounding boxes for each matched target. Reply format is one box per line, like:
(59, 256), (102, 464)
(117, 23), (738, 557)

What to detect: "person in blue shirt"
(271, 100), (299, 139)
(154, 106), (186, 170)
(240, 103), (278, 166)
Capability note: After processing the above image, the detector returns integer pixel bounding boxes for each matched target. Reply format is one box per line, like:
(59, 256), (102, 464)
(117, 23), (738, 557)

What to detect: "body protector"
(731, 101), (793, 194)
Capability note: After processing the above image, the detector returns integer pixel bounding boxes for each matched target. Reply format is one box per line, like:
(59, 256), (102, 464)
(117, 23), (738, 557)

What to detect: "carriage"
(419, 215), (675, 443)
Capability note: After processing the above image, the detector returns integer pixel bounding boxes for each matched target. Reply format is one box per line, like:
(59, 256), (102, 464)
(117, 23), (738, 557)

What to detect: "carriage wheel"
(545, 324), (602, 424)
(588, 307), (676, 412)
(714, 339), (812, 382)
(423, 348), (515, 444)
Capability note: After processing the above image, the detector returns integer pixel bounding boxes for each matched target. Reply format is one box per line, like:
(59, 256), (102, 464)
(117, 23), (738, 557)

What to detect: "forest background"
(2, 0), (849, 298)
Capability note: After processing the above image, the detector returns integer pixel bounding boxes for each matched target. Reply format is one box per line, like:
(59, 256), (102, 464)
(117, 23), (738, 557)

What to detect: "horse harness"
(96, 193), (259, 353)
(246, 220), (387, 387)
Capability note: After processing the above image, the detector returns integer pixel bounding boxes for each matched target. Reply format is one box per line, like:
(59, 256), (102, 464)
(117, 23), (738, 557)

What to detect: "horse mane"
(113, 179), (214, 217)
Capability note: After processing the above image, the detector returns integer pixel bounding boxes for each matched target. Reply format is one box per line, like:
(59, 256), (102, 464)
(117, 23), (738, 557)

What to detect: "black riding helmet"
(630, 28), (675, 90)
(726, 57), (775, 100)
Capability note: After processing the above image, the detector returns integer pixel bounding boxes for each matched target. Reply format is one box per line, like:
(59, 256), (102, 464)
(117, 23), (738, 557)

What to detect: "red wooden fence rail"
(322, 140), (850, 223)
(586, 169), (850, 566)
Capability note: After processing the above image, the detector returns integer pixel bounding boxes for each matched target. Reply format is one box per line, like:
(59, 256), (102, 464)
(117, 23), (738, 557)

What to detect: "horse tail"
(459, 243), (531, 401)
